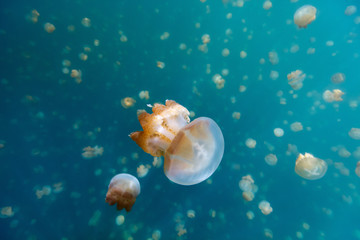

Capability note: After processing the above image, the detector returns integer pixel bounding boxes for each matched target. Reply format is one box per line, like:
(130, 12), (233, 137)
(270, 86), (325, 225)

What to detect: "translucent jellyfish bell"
(105, 174), (140, 212)
(294, 5), (317, 28)
(130, 100), (224, 185)
(295, 153), (327, 180)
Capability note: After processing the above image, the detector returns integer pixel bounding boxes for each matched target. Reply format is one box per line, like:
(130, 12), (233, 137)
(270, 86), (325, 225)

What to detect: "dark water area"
(1, 0), (360, 239)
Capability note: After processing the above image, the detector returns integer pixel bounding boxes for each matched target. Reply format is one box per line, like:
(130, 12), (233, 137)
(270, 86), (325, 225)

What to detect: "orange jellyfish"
(130, 100), (224, 185)
(105, 173), (140, 212)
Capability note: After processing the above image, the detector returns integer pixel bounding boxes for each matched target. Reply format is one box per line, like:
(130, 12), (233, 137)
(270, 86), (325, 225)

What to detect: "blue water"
(1, 0), (360, 239)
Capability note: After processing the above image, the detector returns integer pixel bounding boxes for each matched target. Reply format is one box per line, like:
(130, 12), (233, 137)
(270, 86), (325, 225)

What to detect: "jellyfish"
(258, 200), (273, 215)
(105, 173), (140, 212)
(294, 5), (317, 28)
(295, 153), (327, 180)
(130, 100), (224, 185)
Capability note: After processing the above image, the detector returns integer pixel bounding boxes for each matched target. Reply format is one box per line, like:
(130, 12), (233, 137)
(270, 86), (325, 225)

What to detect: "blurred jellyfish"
(222, 48), (230, 57)
(240, 50), (247, 59)
(263, 1), (272, 10)
(232, 112), (241, 120)
(258, 200), (273, 215)
(26, 9), (40, 23)
(152, 230), (162, 240)
(130, 100), (224, 185)
(349, 128), (360, 140)
(136, 164), (150, 178)
(187, 209), (196, 218)
(222, 68), (229, 77)
(246, 211), (255, 220)
(287, 70), (306, 90)
(79, 52), (88, 61)
(82, 145), (104, 159)
(331, 73), (345, 84)
(345, 5), (357, 16)
(239, 85), (247, 92)
(239, 175), (257, 193)
(295, 153), (327, 180)
(212, 74), (225, 89)
(245, 138), (256, 148)
(355, 161), (360, 177)
(115, 214), (125, 225)
(265, 153), (278, 166)
(179, 43), (187, 50)
(273, 128), (284, 137)
(290, 44), (300, 53)
(202, 34), (210, 44)
(290, 122), (303, 132)
(264, 228), (273, 239)
(322, 89), (344, 102)
(268, 51), (279, 65)
(294, 5), (317, 28)
(139, 90), (150, 100)
(0, 206), (14, 218)
(307, 48), (316, 54)
(105, 173), (140, 212)
(81, 17), (91, 27)
(44, 22), (55, 33)
(157, 61), (165, 69)
(242, 191), (255, 201)
(160, 32), (170, 40)
(121, 97), (136, 108)
(326, 40), (334, 47)
(270, 70), (279, 80)
(70, 69), (82, 83)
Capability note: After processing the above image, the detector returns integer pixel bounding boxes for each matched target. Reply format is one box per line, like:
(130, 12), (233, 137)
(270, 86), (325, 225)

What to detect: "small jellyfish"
(232, 111), (241, 120)
(44, 22), (55, 33)
(81, 17), (91, 27)
(355, 161), (360, 177)
(222, 48), (230, 57)
(295, 153), (327, 180)
(349, 128), (360, 140)
(331, 73), (345, 84)
(263, 1), (272, 10)
(70, 69), (82, 83)
(273, 128), (284, 137)
(290, 122), (303, 132)
(240, 50), (247, 59)
(287, 70), (306, 90)
(258, 200), (273, 215)
(121, 97), (136, 109)
(246, 210), (255, 220)
(265, 153), (278, 166)
(212, 74), (225, 89)
(268, 51), (279, 65)
(0, 206), (14, 218)
(160, 32), (170, 40)
(156, 61), (165, 69)
(345, 5), (357, 16)
(245, 138), (256, 149)
(202, 34), (210, 44)
(294, 5), (317, 28)
(130, 100), (224, 185)
(105, 173), (140, 212)
(322, 89), (344, 102)
(242, 191), (254, 201)
(139, 90), (150, 100)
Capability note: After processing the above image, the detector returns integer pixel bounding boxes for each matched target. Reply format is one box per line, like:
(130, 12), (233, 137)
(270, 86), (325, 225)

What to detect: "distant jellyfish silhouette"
(105, 174), (140, 212)
(130, 100), (224, 185)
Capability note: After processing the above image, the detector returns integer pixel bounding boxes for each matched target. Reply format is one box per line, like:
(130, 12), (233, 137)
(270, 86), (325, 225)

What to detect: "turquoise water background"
(1, 0), (360, 239)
